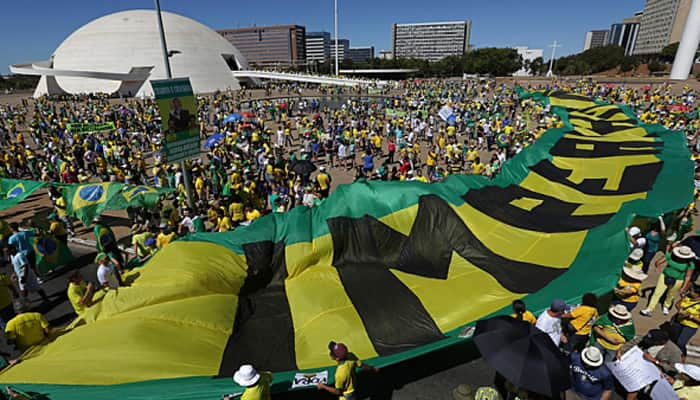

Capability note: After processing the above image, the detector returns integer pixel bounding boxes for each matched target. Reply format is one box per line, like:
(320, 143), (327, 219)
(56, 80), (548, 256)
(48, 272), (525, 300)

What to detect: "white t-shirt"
(97, 263), (119, 289)
(536, 310), (562, 346)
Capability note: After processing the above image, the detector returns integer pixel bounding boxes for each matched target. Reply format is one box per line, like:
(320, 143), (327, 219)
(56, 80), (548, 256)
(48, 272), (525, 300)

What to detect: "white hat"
(673, 245), (695, 260)
(628, 248), (644, 262)
(581, 346), (604, 367)
(629, 226), (641, 236)
(609, 304), (632, 321)
(233, 364), (261, 387)
(675, 363), (700, 381)
(623, 262), (648, 281)
(319, 166), (326, 172)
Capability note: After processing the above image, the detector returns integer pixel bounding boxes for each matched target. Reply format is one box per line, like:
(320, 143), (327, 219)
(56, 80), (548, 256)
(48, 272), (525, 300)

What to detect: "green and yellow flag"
(63, 182), (125, 226)
(0, 179), (46, 211)
(115, 185), (172, 209)
(33, 234), (74, 275)
(0, 91), (693, 400)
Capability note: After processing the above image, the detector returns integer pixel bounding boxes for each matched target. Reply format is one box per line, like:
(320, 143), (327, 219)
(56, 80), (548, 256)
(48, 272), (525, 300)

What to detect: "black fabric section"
(597, 108), (629, 120)
(327, 215), (407, 268)
(549, 137), (662, 158)
(463, 185), (612, 232)
(239, 240), (288, 296)
(544, 91), (591, 102)
(530, 159), (664, 196)
(218, 240), (295, 376)
(575, 120), (637, 135)
(568, 112), (636, 125)
(217, 286), (296, 376)
(335, 265), (444, 355)
(401, 195), (566, 292)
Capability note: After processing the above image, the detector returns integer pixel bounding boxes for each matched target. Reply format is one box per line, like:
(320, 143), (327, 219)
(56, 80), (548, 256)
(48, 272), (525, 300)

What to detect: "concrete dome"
(49, 9), (248, 96)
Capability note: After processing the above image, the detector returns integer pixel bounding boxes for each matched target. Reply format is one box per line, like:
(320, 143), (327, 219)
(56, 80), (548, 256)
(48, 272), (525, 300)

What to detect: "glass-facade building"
(218, 25), (306, 68)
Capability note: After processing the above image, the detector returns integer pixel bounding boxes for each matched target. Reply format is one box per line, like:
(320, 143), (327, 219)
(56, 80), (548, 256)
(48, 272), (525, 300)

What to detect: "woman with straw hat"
(641, 245), (696, 317)
(613, 249), (648, 311)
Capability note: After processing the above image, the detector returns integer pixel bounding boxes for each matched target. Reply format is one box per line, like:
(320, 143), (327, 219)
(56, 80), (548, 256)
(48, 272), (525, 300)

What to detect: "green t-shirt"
(192, 216), (206, 233)
(591, 313), (635, 350)
(663, 253), (694, 281)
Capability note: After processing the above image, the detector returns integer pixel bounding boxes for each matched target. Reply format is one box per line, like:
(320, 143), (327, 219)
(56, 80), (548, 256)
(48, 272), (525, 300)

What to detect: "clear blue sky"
(0, 0), (644, 74)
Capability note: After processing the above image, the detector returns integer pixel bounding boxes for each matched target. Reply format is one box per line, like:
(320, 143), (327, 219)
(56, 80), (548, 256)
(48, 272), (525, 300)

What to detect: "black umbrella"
(474, 315), (571, 399)
(289, 159), (317, 176)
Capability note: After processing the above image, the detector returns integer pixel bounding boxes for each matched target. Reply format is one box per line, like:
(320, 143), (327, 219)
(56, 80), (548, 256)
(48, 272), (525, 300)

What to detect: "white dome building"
(11, 10), (250, 97)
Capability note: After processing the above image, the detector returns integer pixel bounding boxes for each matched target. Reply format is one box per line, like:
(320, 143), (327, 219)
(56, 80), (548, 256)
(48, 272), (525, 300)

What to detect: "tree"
(463, 48), (522, 76)
(619, 56), (640, 73)
(660, 42), (680, 63)
(529, 57), (544, 76)
(648, 59), (666, 74)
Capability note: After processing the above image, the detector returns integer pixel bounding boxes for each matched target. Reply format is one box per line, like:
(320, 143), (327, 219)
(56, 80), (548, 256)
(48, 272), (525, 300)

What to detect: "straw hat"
(628, 248), (644, 262)
(623, 262), (648, 281)
(673, 245), (695, 260)
(609, 304), (632, 321)
(233, 364), (260, 387)
(581, 347), (604, 367)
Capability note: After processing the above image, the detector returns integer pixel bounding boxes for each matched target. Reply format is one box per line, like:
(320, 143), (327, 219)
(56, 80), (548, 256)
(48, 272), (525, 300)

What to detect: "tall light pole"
(546, 40), (561, 77)
(670, 0), (700, 79)
(334, 0), (339, 76)
(154, 0), (194, 207)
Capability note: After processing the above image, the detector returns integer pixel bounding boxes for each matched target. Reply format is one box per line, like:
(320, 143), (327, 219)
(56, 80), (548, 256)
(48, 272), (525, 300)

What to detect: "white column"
(670, 0), (700, 80)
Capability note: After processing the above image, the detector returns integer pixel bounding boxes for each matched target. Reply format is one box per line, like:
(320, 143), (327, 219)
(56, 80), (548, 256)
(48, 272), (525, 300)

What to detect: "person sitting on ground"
(95, 252), (120, 290)
(563, 293), (599, 352)
(5, 311), (50, 352)
(67, 271), (95, 315)
(228, 364), (272, 400)
(670, 281), (700, 362)
(613, 250), (647, 311)
(619, 329), (682, 379)
(510, 299), (536, 324)
(569, 346), (614, 400)
(316, 341), (379, 400)
(535, 299), (568, 347)
(591, 304), (635, 361)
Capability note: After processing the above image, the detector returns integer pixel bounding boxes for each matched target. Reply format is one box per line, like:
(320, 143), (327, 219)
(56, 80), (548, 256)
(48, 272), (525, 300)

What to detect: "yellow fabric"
(569, 305), (598, 335)
(5, 312), (49, 351)
(510, 310), (537, 324)
(677, 296), (700, 329)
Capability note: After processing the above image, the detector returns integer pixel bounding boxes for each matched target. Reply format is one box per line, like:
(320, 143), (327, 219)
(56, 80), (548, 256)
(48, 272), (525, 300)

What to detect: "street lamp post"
(334, 0), (339, 76)
(154, 0), (194, 207)
(546, 40), (561, 77)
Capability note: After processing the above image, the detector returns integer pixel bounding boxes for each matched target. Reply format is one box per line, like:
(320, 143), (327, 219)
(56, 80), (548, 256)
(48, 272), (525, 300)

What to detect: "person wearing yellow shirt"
(5, 312), (50, 352)
(230, 365), (272, 400)
(316, 342), (379, 399)
(511, 299), (537, 324)
(245, 207), (261, 222)
(471, 157), (485, 175)
(132, 227), (156, 261)
(613, 250), (647, 311)
(194, 175), (206, 202)
(670, 283), (700, 359)
(316, 166), (331, 198)
(156, 224), (177, 248)
(563, 293), (599, 351)
(67, 271), (95, 315)
(215, 209), (232, 232)
(47, 213), (68, 244)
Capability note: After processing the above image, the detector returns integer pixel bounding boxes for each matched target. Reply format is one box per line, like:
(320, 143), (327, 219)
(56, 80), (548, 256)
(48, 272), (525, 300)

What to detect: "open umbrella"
(204, 133), (225, 149)
(224, 113), (241, 124)
(289, 159), (317, 176)
(474, 316), (571, 399)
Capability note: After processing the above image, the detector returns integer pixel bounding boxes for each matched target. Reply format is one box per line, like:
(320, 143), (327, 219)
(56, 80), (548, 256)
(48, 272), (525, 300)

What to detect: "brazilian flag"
(496, 133), (510, 147)
(0, 179), (46, 211)
(0, 90), (694, 400)
(33, 234), (73, 275)
(64, 182), (125, 226)
(113, 185), (173, 209)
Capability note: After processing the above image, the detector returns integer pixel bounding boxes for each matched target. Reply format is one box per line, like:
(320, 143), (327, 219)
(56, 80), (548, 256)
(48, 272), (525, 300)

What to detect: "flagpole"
(154, 0), (194, 207)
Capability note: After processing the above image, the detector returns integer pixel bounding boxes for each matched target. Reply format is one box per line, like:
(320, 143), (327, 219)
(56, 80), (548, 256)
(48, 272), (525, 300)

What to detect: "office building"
(379, 50), (394, 60)
(583, 30), (610, 51)
(634, 0), (693, 55)
(305, 31), (331, 64)
(608, 12), (642, 56)
(347, 47), (375, 63)
(392, 20), (471, 61)
(513, 46), (544, 76)
(218, 25), (306, 68)
(331, 39), (350, 62)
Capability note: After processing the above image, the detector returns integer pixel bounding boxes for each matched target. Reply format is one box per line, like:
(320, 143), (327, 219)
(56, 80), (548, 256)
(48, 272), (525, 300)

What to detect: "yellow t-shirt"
(511, 310), (537, 324)
(5, 312), (49, 351)
(317, 173), (330, 190)
(229, 203), (245, 222)
(240, 371), (272, 400)
(49, 221), (67, 237)
(677, 296), (700, 329)
(615, 277), (641, 303)
(132, 232), (154, 258)
(335, 359), (363, 397)
(217, 216), (232, 232)
(156, 232), (176, 248)
(67, 281), (88, 313)
(55, 197), (67, 218)
(472, 162), (485, 174)
(569, 305), (599, 335)
(246, 209), (261, 221)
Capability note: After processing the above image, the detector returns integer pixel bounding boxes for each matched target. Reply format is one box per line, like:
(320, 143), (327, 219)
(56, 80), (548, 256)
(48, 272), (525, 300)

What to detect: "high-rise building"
(331, 39), (350, 62)
(347, 47), (375, 63)
(217, 25), (306, 68)
(513, 46), (544, 76)
(392, 20), (471, 62)
(583, 30), (610, 51)
(608, 12), (643, 56)
(633, 0), (693, 55)
(306, 31), (331, 64)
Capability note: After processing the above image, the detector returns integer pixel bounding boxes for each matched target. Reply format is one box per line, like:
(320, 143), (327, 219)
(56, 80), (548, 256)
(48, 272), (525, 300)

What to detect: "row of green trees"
(0, 75), (39, 91)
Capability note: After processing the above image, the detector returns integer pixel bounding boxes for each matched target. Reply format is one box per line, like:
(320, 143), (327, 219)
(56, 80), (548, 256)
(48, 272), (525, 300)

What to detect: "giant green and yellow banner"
(0, 91), (693, 400)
